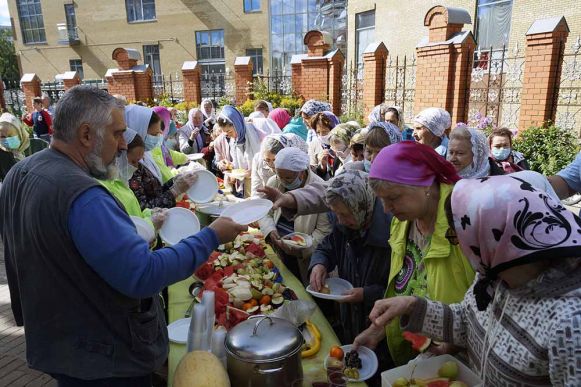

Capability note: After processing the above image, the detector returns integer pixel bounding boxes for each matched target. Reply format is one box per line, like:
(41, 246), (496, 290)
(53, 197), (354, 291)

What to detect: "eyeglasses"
(445, 227), (459, 245)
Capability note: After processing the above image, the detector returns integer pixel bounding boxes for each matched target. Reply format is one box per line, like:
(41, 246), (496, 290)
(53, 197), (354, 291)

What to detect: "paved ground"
(0, 240), (57, 386)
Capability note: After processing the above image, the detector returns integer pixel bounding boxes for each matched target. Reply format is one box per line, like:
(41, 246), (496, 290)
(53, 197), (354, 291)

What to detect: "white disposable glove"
(172, 171), (198, 196)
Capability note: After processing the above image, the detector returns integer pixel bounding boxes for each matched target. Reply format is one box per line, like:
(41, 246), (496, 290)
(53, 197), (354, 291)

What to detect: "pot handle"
(254, 364), (285, 374)
(251, 315), (273, 336)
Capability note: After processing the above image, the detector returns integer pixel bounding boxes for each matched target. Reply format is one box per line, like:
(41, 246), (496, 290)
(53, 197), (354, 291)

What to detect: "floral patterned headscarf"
(452, 175), (581, 310)
(300, 99), (332, 117)
(449, 125), (490, 179)
(330, 122), (361, 146)
(368, 122), (403, 145)
(325, 170), (375, 230)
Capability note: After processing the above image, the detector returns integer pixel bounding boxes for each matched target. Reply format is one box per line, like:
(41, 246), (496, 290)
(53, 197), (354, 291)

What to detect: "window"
(355, 10), (375, 71)
(16, 0), (46, 44)
(476, 0), (513, 50)
(64, 4), (78, 40)
(126, 0), (156, 23)
(196, 29), (225, 61)
(244, 0), (261, 13)
(143, 44), (162, 82)
(270, 0), (347, 74)
(246, 48), (264, 75)
(69, 59), (84, 79)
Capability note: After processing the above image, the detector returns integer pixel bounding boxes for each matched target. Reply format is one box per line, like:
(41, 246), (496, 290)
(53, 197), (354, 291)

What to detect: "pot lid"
(225, 315), (304, 362)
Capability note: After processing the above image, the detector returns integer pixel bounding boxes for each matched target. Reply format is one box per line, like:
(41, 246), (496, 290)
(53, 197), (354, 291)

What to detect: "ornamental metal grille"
(466, 45), (524, 130)
(555, 37), (581, 137)
(384, 55), (416, 125)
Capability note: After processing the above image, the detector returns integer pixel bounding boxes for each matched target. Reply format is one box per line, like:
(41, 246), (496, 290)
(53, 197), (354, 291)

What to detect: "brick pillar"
(20, 73), (41, 112)
(234, 56), (253, 105)
(519, 16), (569, 131)
(106, 47), (153, 103)
(0, 79), (5, 111)
(293, 30), (344, 114)
(414, 6), (475, 126)
(328, 51), (344, 116)
(182, 61), (202, 105)
(291, 58), (303, 98)
(362, 42), (389, 121)
(62, 71), (81, 90)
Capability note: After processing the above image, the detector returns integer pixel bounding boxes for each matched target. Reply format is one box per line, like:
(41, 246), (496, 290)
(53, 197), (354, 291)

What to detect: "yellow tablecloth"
(167, 247), (366, 387)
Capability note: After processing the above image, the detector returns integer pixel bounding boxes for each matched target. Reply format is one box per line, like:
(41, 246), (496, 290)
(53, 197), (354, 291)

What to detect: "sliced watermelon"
(425, 378), (450, 387)
(194, 262), (214, 280)
(225, 306), (250, 329)
(402, 331), (431, 352)
(245, 242), (266, 258)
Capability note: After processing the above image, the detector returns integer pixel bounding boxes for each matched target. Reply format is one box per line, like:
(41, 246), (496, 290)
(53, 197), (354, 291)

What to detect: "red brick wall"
(519, 26), (569, 131)
(301, 58), (330, 101)
(63, 77), (81, 91)
(182, 68), (202, 105)
(234, 63), (253, 105)
(21, 76), (41, 112)
(362, 44), (388, 120)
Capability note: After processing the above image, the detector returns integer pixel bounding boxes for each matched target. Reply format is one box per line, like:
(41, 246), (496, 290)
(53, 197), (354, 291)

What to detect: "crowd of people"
(0, 85), (580, 386)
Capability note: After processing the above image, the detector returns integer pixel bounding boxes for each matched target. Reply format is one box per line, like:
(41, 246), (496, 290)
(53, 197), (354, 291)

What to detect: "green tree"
(0, 29), (20, 81)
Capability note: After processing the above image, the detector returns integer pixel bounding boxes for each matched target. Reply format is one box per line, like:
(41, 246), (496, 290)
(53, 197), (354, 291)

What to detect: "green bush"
(513, 123), (580, 176)
(239, 99), (256, 117)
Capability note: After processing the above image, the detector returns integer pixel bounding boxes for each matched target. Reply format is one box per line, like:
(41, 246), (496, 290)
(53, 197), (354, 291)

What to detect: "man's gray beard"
(86, 138), (119, 180)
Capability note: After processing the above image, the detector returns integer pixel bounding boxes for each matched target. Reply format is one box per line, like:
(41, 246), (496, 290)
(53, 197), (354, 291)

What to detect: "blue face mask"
(168, 121), (177, 136)
(0, 135), (21, 150)
(144, 134), (163, 151)
(492, 147), (511, 161)
(363, 159), (371, 173)
(282, 174), (303, 191)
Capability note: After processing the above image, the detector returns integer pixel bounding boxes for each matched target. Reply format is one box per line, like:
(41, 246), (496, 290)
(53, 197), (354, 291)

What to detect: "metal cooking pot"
(225, 315), (304, 387)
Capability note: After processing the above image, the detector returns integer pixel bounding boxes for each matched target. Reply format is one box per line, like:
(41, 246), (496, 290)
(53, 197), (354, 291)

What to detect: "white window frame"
(126, 0), (156, 23)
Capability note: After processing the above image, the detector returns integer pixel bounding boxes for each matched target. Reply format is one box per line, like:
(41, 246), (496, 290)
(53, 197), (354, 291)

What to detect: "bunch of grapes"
(345, 350), (362, 369)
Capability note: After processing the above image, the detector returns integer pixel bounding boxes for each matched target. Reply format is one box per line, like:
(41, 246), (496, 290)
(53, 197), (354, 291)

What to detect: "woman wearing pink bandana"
(366, 175), (581, 386)
(354, 141), (475, 366)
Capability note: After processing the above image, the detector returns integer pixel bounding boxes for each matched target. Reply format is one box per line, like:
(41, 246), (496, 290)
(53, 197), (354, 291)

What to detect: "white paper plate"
(220, 198), (273, 225)
(325, 345), (378, 382)
(187, 153), (205, 161)
(187, 169), (219, 203)
(196, 200), (233, 216)
(306, 277), (354, 301)
(159, 207), (201, 245)
(130, 216), (155, 243)
(281, 232), (313, 249)
(167, 318), (190, 344)
(381, 354), (484, 386)
(228, 169), (247, 180)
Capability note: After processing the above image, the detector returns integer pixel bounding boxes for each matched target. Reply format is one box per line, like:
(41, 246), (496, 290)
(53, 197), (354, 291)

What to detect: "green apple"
(392, 377), (409, 387)
(438, 361), (459, 380)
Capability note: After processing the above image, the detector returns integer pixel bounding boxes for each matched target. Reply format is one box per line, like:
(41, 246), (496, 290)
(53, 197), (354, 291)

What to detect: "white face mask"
(319, 133), (331, 145)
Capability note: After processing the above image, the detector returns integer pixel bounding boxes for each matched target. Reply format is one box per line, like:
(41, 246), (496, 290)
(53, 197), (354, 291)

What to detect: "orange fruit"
(264, 260), (274, 269)
(242, 302), (253, 311)
(259, 295), (271, 305)
(329, 346), (344, 360)
(249, 299), (258, 307)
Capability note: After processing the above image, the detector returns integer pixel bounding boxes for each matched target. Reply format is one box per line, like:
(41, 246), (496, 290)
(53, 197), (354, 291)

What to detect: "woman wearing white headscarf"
(125, 105), (197, 209)
(201, 99), (216, 128)
(251, 133), (307, 196)
(412, 107), (451, 157)
(447, 125), (494, 179)
(247, 117), (282, 139)
(258, 147), (332, 283)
